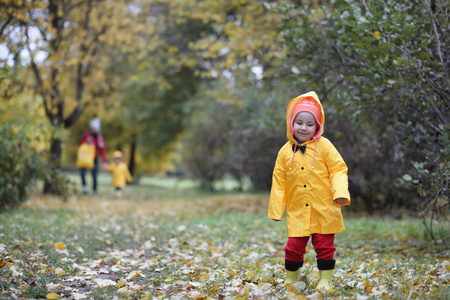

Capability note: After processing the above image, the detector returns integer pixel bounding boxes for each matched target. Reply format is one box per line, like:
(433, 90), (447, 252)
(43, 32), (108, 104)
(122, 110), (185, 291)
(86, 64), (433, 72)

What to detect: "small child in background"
(103, 151), (133, 197)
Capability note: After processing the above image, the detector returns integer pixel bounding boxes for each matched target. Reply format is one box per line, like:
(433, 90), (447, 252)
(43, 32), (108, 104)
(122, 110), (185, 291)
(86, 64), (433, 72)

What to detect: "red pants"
(285, 233), (335, 262)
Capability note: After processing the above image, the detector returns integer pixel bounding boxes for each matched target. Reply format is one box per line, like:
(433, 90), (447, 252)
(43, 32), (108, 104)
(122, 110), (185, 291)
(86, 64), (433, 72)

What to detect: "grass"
(0, 173), (449, 299)
(63, 171), (253, 198)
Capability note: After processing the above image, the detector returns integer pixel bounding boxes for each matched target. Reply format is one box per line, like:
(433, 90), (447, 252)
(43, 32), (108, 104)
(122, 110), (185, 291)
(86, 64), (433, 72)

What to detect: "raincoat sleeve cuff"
(333, 194), (351, 205)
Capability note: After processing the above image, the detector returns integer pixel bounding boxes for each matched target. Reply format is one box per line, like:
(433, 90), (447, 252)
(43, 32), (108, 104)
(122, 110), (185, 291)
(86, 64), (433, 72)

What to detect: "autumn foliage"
(0, 0), (448, 233)
(0, 190), (448, 299)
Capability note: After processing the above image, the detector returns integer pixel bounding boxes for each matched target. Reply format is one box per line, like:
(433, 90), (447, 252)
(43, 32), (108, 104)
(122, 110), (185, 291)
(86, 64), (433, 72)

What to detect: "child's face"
(114, 157), (121, 163)
(292, 111), (317, 142)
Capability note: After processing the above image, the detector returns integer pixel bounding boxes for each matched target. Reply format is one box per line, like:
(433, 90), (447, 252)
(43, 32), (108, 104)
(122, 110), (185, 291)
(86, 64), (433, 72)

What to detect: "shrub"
(182, 81), (288, 191)
(0, 123), (45, 209)
(272, 0), (449, 217)
(182, 101), (230, 191)
(0, 123), (70, 210)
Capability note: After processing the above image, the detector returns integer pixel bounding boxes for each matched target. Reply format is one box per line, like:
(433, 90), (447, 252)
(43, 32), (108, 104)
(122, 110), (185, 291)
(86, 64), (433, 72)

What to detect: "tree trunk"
(128, 134), (137, 176)
(43, 137), (62, 194)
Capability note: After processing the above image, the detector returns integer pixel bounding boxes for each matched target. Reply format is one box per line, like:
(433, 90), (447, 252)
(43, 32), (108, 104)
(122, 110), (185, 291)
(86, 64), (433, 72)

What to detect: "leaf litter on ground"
(0, 191), (448, 299)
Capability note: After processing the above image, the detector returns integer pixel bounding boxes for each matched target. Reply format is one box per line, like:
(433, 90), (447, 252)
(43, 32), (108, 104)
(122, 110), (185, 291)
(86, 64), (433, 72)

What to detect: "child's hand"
(272, 219), (282, 222)
(332, 198), (348, 205)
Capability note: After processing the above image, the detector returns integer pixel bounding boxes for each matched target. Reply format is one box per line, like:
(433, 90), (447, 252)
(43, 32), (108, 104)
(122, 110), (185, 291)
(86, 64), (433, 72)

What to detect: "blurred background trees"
(1, 0), (448, 233)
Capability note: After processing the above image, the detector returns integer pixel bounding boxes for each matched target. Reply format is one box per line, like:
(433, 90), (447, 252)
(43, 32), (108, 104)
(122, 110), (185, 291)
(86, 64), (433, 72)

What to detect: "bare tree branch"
(0, 14), (13, 40)
(25, 27), (53, 124)
(425, 0), (450, 84)
(65, 0), (108, 128)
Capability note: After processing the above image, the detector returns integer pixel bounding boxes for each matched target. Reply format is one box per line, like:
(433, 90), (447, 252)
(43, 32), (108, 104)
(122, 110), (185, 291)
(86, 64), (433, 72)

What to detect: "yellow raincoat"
(106, 162), (133, 188)
(268, 91), (350, 237)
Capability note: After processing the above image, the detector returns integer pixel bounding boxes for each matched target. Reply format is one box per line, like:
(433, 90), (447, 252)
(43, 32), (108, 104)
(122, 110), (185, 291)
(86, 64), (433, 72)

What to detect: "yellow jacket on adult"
(268, 91), (350, 237)
(106, 162), (133, 188)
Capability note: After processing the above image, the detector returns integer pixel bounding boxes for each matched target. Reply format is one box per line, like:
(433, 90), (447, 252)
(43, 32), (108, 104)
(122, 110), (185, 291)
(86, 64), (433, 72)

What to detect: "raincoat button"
(301, 167), (304, 170)
(304, 185), (307, 188)
(306, 204), (308, 207)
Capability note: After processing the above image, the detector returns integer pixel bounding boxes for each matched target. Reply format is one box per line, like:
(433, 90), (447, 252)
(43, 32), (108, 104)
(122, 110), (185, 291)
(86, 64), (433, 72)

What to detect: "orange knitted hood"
(286, 91), (325, 145)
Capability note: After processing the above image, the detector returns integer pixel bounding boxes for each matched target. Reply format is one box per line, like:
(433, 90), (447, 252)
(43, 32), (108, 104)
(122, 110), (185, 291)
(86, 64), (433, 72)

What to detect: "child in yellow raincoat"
(268, 91), (350, 291)
(103, 151), (133, 197)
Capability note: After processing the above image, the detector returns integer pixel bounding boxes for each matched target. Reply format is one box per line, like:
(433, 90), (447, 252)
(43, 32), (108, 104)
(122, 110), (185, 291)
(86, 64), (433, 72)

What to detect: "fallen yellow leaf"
(364, 279), (372, 293)
(117, 287), (129, 294)
(285, 284), (296, 293)
(209, 285), (219, 293)
(54, 268), (64, 276)
(199, 273), (209, 282)
(117, 278), (127, 288)
(46, 293), (60, 299)
(195, 294), (208, 300)
(165, 275), (174, 282)
(54, 242), (65, 250)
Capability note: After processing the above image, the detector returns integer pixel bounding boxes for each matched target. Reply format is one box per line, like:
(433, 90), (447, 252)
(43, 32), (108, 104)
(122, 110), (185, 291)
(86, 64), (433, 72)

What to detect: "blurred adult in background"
(79, 118), (108, 194)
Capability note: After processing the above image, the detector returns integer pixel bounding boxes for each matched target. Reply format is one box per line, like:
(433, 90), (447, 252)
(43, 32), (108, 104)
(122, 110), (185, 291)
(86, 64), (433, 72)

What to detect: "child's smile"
(292, 111), (317, 142)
